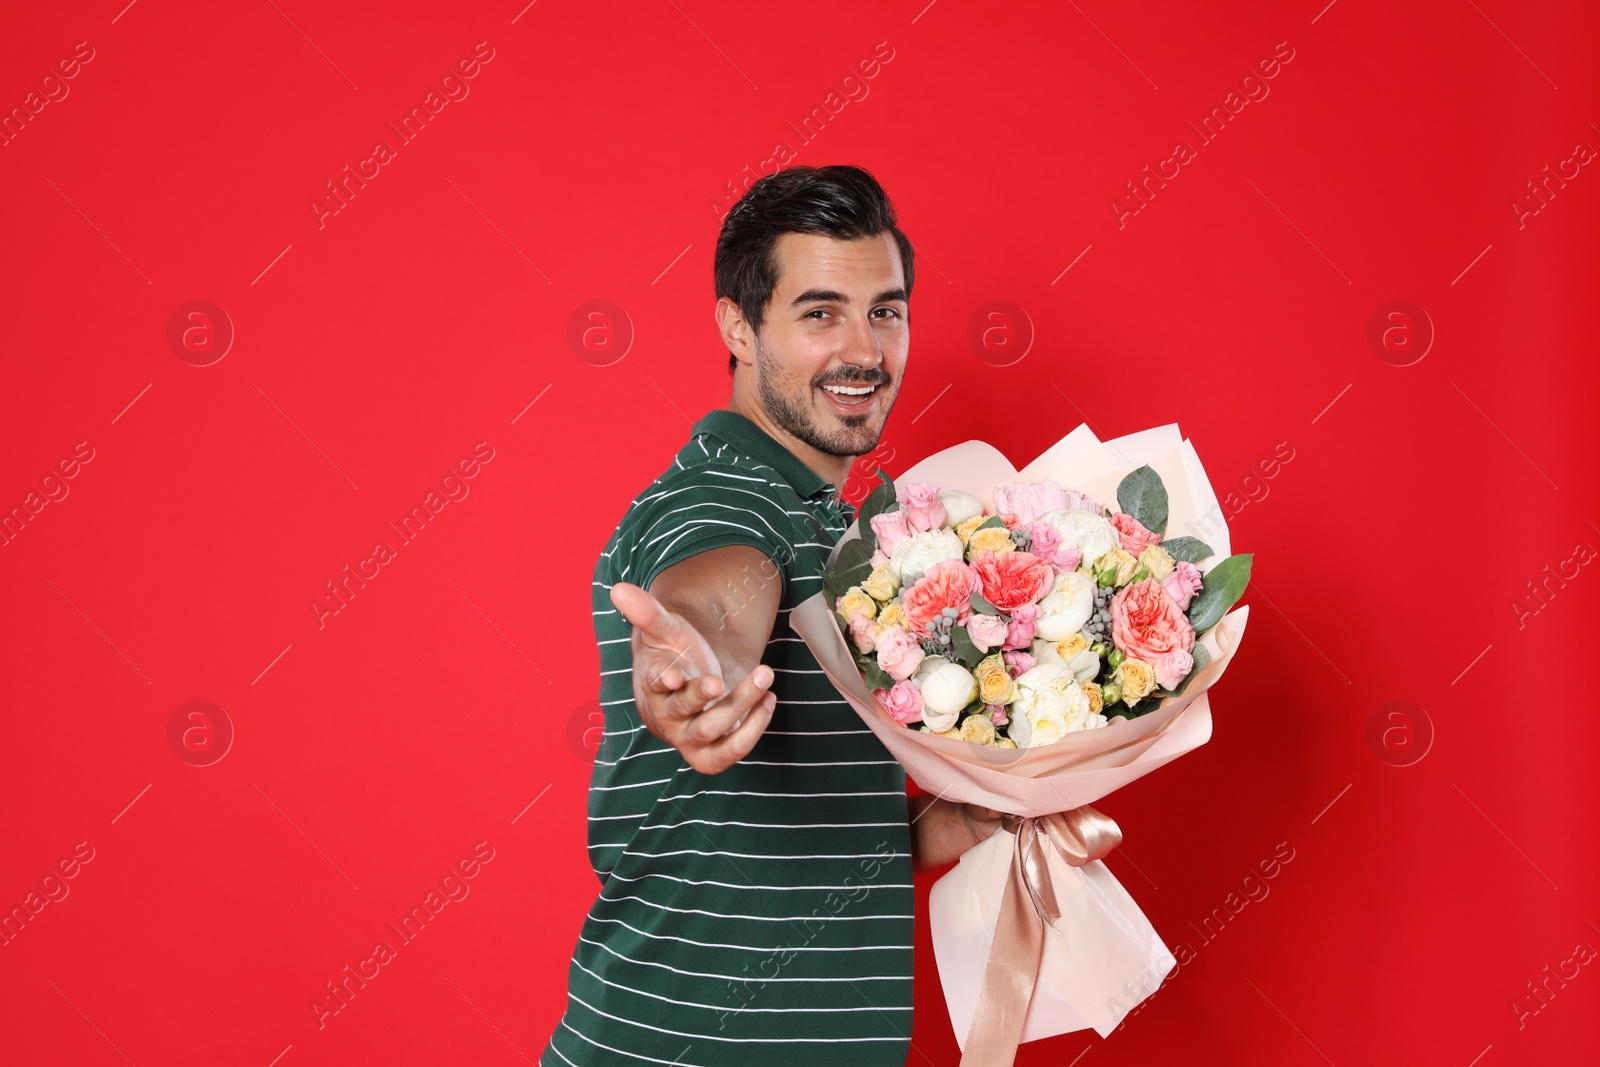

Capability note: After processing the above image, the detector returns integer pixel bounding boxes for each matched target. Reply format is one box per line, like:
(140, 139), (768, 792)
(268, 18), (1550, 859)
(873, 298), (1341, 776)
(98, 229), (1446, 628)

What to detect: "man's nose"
(838, 313), (883, 371)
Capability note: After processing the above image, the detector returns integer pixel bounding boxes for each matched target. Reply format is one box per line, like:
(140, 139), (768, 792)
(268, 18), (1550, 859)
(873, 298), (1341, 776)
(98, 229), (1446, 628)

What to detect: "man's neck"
(727, 391), (852, 500)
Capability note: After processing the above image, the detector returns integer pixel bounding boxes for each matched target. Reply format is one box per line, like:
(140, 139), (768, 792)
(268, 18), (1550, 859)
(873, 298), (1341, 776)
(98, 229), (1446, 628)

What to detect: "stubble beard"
(752, 332), (894, 459)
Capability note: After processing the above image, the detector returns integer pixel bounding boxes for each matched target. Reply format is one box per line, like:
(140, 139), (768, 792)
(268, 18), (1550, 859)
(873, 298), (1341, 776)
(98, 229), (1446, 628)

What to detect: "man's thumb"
(610, 582), (669, 636)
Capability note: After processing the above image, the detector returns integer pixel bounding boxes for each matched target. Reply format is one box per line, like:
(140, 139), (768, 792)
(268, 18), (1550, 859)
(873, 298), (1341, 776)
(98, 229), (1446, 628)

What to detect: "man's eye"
(806, 309), (829, 319)
(873, 307), (902, 319)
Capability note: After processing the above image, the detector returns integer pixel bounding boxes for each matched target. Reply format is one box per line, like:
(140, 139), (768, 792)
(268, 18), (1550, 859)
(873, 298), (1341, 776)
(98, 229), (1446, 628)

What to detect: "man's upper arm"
(625, 460), (797, 598)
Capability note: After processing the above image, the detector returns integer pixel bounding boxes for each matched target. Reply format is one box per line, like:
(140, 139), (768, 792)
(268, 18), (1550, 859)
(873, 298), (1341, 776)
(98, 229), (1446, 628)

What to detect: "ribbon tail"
(958, 831), (1046, 1066)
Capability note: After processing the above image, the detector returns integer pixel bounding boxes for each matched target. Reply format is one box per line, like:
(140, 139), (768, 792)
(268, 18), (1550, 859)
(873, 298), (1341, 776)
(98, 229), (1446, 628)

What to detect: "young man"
(541, 165), (1002, 1066)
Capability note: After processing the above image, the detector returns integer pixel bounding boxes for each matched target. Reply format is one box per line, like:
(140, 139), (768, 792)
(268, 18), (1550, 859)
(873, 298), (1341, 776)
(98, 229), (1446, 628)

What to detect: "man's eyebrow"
(788, 287), (909, 308)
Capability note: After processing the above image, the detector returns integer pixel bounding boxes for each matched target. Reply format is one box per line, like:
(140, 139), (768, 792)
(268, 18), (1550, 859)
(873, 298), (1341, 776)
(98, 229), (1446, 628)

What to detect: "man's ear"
(716, 297), (755, 369)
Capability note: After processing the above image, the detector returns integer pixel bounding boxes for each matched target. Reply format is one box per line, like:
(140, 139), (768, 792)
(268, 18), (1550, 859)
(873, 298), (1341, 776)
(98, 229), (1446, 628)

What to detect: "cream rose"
(861, 563), (899, 602)
(836, 586), (876, 623)
(965, 527), (1016, 561)
(960, 714), (997, 745)
(1099, 547), (1140, 586)
(1138, 544), (1175, 582)
(975, 658), (1017, 705)
(953, 514), (989, 547)
(1116, 658), (1157, 701)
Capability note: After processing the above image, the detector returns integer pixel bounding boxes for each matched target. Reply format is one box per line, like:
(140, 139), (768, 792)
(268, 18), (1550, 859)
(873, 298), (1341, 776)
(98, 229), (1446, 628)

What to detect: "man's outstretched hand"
(609, 580), (777, 775)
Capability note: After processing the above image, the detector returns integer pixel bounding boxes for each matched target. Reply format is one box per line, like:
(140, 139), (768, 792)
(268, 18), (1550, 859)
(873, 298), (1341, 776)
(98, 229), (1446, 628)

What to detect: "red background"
(3, 1), (1597, 1064)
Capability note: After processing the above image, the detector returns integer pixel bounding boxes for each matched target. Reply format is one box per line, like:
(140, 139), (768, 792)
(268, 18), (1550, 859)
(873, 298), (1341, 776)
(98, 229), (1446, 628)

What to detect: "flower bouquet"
(789, 422), (1252, 1063)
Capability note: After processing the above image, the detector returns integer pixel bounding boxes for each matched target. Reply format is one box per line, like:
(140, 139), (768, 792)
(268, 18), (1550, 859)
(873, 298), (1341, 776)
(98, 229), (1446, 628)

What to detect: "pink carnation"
(1155, 647), (1194, 690)
(1162, 560), (1204, 611)
(1002, 650), (1035, 677)
(1003, 603), (1039, 650)
(1023, 520), (1081, 570)
(1109, 511), (1162, 556)
(877, 680), (924, 725)
(986, 703), (1009, 726)
(901, 482), (947, 532)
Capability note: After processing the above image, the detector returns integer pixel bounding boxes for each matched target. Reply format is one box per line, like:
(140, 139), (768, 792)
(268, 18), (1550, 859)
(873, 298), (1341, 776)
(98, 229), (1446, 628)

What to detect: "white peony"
(938, 489), (985, 526)
(1036, 508), (1119, 568)
(1034, 569), (1097, 641)
(1008, 663), (1108, 747)
(1029, 641), (1100, 681)
(918, 661), (978, 719)
(889, 528), (966, 582)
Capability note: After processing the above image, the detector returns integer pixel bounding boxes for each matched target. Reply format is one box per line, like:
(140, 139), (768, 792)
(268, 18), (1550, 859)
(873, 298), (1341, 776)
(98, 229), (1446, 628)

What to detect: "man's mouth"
(818, 381), (884, 409)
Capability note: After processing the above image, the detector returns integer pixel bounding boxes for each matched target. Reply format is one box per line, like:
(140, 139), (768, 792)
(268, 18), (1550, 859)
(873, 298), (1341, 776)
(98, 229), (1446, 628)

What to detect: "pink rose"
(1109, 512), (1162, 556)
(1155, 647), (1194, 691)
(1023, 521), (1081, 570)
(965, 612), (1010, 653)
(877, 680), (924, 725)
(901, 481), (947, 532)
(986, 703), (1009, 726)
(993, 480), (1067, 524)
(847, 611), (881, 654)
(1002, 650), (1035, 676)
(870, 547), (890, 570)
(1110, 579), (1196, 665)
(1003, 603), (1039, 650)
(870, 510), (913, 554)
(970, 550), (1055, 612)
(1162, 560), (1203, 611)
(874, 626), (926, 682)
(901, 559), (981, 633)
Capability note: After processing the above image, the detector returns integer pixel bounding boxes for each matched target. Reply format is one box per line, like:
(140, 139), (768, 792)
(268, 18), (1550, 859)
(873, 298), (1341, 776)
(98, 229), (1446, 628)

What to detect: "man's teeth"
(822, 384), (876, 395)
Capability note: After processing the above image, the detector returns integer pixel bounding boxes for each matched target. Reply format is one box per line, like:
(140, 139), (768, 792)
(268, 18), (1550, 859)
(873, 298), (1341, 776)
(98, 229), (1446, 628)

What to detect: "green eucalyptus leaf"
(949, 623), (983, 669)
(824, 537), (876, 600)
(1123, 693), (1165, 718)
(856, 480), (899, 557)
(1117, 464), (1169, 537)
(861, 657), (895, 692)
(1186, 553), (1252, 633)
(970, 591), (1000, 615)
(1160, 536), (1214, 564)
(973, 515), (1008, 534)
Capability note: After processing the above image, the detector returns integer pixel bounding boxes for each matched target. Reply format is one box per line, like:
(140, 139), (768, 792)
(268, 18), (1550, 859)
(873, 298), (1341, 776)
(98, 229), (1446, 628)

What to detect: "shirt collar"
(693, 409), (837, 503)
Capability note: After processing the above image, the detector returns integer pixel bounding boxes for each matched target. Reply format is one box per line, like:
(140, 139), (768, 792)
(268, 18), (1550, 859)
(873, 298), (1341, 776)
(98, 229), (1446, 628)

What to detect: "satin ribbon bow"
(958, 806), (1124, 1066)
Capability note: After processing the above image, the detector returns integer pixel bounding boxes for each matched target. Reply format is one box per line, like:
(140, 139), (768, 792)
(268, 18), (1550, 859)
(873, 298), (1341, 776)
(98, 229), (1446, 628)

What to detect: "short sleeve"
(621, 458), (800, 599)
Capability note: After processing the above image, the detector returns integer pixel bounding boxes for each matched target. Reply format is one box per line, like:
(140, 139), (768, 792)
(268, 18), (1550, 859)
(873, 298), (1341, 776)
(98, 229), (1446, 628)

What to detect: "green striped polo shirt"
(540, 408), (914, 1067)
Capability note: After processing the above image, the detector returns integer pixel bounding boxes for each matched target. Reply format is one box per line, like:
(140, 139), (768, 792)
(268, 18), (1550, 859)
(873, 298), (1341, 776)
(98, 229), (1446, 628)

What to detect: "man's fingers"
(681, 664), (773, 743)
(699, 690), (777, 769)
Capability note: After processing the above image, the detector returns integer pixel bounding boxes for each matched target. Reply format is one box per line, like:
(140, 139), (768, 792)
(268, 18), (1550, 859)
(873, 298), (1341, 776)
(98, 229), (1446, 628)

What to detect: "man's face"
(747, 231), (908, 458)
